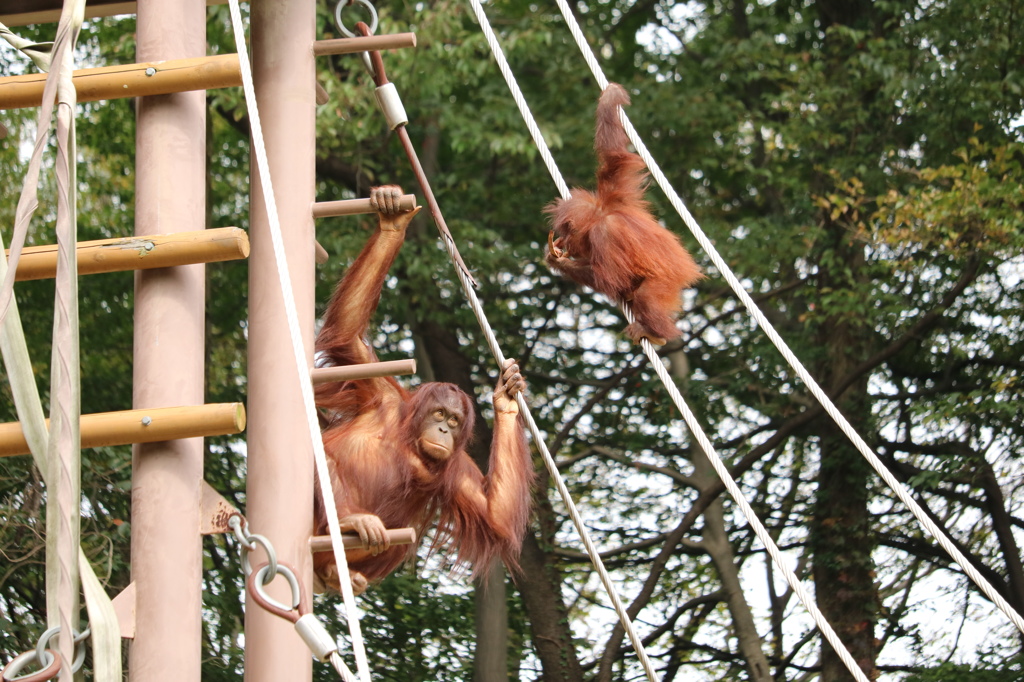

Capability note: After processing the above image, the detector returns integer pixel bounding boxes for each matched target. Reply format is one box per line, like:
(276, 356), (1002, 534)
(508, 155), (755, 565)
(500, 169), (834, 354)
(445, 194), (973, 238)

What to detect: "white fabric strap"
(549, 0), (1024, 637)
(226, 3), (371, 680)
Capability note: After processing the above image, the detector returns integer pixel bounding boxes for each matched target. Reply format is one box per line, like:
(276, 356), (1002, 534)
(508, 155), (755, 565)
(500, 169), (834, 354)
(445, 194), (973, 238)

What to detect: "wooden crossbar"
(309, 528), (417, 553)
(0, 403), (246, 458)
(0, 54), (241, 110)
(312, 33), (417, 57)
(311, 359), (417, 386)
(312, 195), (416, 219)
(8, 227), (249, 281)
(0, 0), (227, 28)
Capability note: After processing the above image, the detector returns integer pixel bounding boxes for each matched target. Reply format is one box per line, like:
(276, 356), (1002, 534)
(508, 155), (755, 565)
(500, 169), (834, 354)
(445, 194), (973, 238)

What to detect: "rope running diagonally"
(465, 2), (876, 680)
(225, 3), (372, 681)
(547, 0), (1024, 638)
(354, 28), (663, 682)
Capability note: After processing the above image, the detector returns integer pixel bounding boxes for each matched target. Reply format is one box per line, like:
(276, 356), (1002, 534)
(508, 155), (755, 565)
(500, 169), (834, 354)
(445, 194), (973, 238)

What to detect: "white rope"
(551, 0), (1024, 637)
(458, 5), (656, 681)
(226, 4), (371, 681)
(467, 2), (874, 680)
(439, 230), (660, 680)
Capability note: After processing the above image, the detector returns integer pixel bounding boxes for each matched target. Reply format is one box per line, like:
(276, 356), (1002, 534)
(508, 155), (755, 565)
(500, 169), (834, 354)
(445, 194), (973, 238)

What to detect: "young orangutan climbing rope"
(313, 185), (535, 595)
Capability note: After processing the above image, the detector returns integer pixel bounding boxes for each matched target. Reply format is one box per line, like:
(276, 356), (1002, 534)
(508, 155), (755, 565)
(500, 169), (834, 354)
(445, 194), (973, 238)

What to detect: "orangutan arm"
(316, 185), (421, 368)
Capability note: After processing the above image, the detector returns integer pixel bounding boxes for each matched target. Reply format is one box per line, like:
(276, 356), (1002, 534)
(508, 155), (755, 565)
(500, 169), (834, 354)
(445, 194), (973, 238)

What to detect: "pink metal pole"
(244, 0), (316, 680)
(130, 1), (207, 681)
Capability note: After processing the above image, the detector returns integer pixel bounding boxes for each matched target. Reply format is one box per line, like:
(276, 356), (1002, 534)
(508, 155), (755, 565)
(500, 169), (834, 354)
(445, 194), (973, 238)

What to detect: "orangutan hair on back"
(545, 83), (702, 345)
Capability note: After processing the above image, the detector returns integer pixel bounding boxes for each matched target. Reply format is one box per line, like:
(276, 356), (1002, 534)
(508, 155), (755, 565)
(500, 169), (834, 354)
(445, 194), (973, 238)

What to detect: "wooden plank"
(8, 227), (249, 281)
(0, 53), (241, 110)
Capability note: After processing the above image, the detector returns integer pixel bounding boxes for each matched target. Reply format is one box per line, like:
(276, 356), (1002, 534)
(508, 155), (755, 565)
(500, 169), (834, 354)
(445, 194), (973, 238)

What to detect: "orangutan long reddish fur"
(545, 83), (702, 343)
(312, 209), (533, 589)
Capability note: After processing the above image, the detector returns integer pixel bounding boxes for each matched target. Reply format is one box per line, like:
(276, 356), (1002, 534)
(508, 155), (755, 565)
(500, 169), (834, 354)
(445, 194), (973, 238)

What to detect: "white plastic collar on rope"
(467, 1), (872, 680)
(226, 3), (372, 681)
(549, 0), (1024, 638)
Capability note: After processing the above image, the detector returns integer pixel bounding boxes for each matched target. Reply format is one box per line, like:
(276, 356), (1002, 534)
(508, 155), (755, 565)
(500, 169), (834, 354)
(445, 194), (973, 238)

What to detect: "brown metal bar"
(311, 359), (416, 386)
(312, 33), (416, 57)
(0, 54), (241, 110)
(309, 528), (417, 553)
(8, 227), (249, 281)
(312, 194), (415, 219)
(0, 404), (245, 458)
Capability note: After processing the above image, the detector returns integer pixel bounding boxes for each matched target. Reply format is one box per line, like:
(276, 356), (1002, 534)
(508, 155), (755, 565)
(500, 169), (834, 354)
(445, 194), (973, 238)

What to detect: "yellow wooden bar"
(9, 227), (249, 281)
(0, 0), (227, 28)
(0, 54), (241, 110)
(0, 403), (246, 458)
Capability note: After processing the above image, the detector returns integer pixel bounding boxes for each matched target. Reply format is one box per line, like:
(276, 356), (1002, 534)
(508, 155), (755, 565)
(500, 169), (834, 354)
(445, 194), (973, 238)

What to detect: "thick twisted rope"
(226, 3), (371, 680)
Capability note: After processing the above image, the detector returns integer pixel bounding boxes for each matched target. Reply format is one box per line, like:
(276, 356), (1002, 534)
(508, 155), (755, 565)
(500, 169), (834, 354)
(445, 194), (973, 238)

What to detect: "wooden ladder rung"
(312, 33), (417, 57)
(309, 528), (417, 553)
(312, 359), (416, 386)
(311, 195), (416, 219)
(0, 403), (246, 458)
(0, 54), (242, 110)
(8, 227), (249, 281)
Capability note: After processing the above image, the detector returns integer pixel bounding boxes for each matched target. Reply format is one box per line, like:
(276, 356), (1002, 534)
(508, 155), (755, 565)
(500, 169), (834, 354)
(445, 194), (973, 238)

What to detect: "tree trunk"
(692, 440), (773, 682)
(519, 530), (585, 681)
(809, 233), (879, 681)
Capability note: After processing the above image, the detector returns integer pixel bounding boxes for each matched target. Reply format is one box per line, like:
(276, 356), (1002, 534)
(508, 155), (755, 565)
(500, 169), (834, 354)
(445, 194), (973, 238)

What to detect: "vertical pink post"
(244, 0), (317, 680)
(130, 1), (207, 681)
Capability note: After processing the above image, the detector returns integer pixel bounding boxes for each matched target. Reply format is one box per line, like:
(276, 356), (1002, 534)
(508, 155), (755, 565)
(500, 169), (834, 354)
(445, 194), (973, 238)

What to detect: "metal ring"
(334, 0), (378, 39)
(335, 0), (379, 75)
(249, 563), (302, 622)
(240, 533), (278, 583)
(2, 649), (61, 682)
(34, 628), (86, 674)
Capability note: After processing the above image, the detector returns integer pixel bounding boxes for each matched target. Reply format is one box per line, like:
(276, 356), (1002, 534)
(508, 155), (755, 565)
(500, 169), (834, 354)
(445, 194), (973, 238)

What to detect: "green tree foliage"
(1, 0), (1023, 680)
